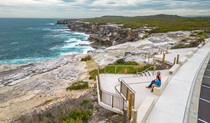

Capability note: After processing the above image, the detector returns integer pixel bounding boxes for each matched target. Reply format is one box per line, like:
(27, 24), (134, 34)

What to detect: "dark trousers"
(148, 80), (156, 88)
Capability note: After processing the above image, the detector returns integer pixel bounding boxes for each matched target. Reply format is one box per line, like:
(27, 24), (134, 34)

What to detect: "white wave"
(72, 32), (89, 37)
(61, 42), (79, 49)
(60, 52), (77, 56)
(44, 34), (69, 38)
(42, 27), (53, 31)
(46, 23), (55, 25)
(64, 38), (82, 43)
(52, 29), (70, 32)
(10, 42), (18, 45)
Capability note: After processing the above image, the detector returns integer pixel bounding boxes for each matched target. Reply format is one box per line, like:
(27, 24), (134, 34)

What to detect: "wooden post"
(100, 90), (102, 101)
(153, 60), (156, 75)
(162, 53), (166, 64)
(120, 81), (122, 93)
(124, 67), (128, 74)
(123, 109), (127, 123)
(126, 88), (129, 99)
(132, 109), (137, 123)
(174, 57), (177, 65)
(104, 67), (106, 74)
(112, 95), (114, 108)
(127, 92), (133, 120)
(176, 54), (179, 64)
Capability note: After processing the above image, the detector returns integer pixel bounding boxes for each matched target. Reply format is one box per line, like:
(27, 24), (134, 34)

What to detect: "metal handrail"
(118, 78), (136, 94)
(136, 66), (154, 76)
(97, 68), (125, 110)
(99, 64), (144, 74)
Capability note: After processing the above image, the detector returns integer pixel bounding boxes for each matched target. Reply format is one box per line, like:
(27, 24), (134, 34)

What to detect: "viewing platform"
(96, 38), (210, 123)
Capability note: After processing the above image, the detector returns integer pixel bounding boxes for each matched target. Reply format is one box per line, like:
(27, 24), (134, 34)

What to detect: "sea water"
(0, 18), (93, 64)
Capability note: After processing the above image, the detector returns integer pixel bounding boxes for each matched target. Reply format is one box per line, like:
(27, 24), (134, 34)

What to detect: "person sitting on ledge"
(146, 71), (161, 92)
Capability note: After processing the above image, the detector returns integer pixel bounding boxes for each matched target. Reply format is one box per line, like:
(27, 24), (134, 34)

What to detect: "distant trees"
(84, 16), (210, 33)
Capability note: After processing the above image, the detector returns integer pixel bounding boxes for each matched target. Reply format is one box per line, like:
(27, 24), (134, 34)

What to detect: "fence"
(97, 69), (126, 111)
(99, 65), (152, 74)
(119, 79), (136, 106)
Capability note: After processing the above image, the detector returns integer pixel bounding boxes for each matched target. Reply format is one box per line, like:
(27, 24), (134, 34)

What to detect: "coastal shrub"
(88, 69), (98, 80)
(171, 44), (186, 49)
(80, 99), (90, 106)
(66, 81), (88, 91)
(202, 33), (209, 39)
(99, 64), (151, 74)
(142, 34), (149, 39)
(80, 99), (94, 110)
(60, 118), (81, 123)
(114, 59), (139, 65)
(60, 108), (92, 123)
(61, 98), (94, 123)
(81, 55), (92, 61)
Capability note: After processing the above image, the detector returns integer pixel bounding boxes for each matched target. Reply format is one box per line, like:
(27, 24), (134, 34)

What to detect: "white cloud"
(0, 0), (209, 18)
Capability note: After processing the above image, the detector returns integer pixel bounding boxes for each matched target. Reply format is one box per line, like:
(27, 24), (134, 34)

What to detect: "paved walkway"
(145, 40), (210, 123)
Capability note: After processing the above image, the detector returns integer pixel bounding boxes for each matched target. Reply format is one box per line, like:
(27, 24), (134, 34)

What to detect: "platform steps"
(136, 71), (153, 77)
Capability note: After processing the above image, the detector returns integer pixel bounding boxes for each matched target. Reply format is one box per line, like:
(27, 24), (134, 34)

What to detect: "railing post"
(174, 57), (177, 65)
(132, 109), (137, 123)
(126, 88), (129, 99)
(127, 92), (133, 120)
(112, 95), (114, 108)
(133, 93), (136, 108)
(176, 54), (179, 64)
(124, 67), (128, 74)
(162, 53), (166, 64)
(153, 60), (156, 75)
(100, 90), (102, 101)
(120, 81), (122, 93)
(123, 109), (127, 123)
(104, 67), (106, 74)
(136, 66), (138, 74)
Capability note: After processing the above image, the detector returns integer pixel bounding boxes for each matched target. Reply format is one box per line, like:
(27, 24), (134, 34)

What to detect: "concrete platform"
(145, 40), (210, 123)
(99, 70), (170, 109)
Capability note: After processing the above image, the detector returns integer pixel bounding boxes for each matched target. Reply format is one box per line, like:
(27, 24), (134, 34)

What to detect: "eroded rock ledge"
(57, 20), (155, 48)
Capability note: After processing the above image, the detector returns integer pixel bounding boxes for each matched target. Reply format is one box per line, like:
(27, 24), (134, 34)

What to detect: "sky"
(0, 0), (210, 18)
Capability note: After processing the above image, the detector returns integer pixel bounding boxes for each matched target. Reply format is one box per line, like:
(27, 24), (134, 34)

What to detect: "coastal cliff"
(57, 20), (154, 48)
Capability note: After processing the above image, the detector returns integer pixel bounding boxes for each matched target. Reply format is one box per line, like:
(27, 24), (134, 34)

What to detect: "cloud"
(0, 0), (209, 18)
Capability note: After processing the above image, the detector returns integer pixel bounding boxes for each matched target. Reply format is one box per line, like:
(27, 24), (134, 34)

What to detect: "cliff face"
(57, 20), (153, 48)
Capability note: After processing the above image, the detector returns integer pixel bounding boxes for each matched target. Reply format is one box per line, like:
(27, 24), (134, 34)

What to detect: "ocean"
(0, 18), (93, 64)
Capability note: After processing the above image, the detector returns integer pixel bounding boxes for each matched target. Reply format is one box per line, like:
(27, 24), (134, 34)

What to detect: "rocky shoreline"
(57, 20), (155, 49)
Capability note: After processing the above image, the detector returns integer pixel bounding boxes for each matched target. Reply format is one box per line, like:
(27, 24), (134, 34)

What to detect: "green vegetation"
(117, 111), (123, 116)
(66, 81), (88, 91)
(80, 99), (90, 106)
(84, 16), (210, 33)
(88, 69), (98, 80)
(99, 59), (151, 74)
(114, 58), (139, 65)
(81, 56), (92, 61)
(60, 99), (94, 123)
(171, 43), (186, 49)
(171, 37), (205, 49)
(142, 34), (149, 39)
